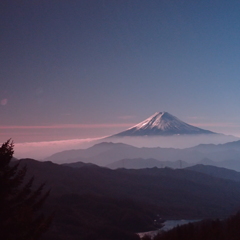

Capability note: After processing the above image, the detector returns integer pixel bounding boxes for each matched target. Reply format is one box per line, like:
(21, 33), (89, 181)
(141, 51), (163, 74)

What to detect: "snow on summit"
(111, 112), (216, 137)
(133, 112), (183, 130)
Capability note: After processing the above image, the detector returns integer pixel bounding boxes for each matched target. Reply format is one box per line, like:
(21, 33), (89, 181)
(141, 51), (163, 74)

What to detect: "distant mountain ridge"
(45, 141), (240, 171)
(188, 140), (240, 152)
(111, 112), (216, 137)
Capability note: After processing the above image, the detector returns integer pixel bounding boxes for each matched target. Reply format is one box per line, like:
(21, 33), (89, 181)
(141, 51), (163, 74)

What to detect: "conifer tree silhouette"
(0, 139), (52, 240)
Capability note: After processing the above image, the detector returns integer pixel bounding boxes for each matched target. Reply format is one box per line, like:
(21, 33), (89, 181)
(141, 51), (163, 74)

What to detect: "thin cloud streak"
(2, 122), (236, 130)
(0, 123), (136, 130)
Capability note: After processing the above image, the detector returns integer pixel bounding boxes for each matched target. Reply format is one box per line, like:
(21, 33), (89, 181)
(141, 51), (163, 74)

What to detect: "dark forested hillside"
(18, 159), (240, 239)
(46, 194), (162, 240)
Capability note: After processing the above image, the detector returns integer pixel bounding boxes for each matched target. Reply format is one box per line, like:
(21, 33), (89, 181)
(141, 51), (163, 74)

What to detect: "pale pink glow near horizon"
(0, 122), (137, 144)
(14, 137), (104, 159)
(1, 121), (240, 144)
(1, 122), (238, 130)
(0, 123), (136, 130)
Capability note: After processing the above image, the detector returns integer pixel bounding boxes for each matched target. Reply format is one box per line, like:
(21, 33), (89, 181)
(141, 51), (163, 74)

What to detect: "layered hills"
(46, 141), (240, 171)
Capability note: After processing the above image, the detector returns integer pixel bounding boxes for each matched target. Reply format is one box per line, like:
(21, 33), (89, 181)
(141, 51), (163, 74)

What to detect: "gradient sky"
(1, 0), (240, 144)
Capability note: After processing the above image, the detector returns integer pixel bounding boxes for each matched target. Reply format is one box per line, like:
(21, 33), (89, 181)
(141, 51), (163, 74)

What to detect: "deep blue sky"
(1, 0), (240, 143)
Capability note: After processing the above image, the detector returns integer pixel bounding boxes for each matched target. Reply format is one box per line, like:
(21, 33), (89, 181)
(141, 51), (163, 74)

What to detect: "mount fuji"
(111, 112), (216, 137)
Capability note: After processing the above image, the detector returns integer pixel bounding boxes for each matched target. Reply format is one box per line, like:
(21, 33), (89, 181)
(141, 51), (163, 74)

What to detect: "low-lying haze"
(14, 134), (238, 160)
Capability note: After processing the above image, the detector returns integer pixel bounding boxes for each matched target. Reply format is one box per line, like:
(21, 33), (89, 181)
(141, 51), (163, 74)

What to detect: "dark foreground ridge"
(18, 158), (240, 240)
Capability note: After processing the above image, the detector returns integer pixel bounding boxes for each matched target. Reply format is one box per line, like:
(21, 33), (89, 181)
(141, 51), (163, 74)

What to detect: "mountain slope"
(189, 140), (240, 153)
(186, 164), (240, 182)
(111, 112), (216, 137)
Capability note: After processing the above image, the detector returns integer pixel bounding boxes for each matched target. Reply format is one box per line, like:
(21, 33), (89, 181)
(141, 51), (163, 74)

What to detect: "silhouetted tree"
(0, 139), (52, 240)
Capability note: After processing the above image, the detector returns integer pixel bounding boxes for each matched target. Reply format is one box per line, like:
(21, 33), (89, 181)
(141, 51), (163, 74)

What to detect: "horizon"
(4, 110), (240, 160)
(2, 110), (240, 144)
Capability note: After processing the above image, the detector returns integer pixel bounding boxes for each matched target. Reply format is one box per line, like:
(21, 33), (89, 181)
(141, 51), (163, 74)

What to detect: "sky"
(1, 0), (240, 148)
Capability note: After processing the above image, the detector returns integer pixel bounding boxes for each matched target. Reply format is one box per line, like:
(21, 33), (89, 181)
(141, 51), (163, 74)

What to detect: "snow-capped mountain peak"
(111, 112), (216, 137)
(132, 112), (183, 130)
